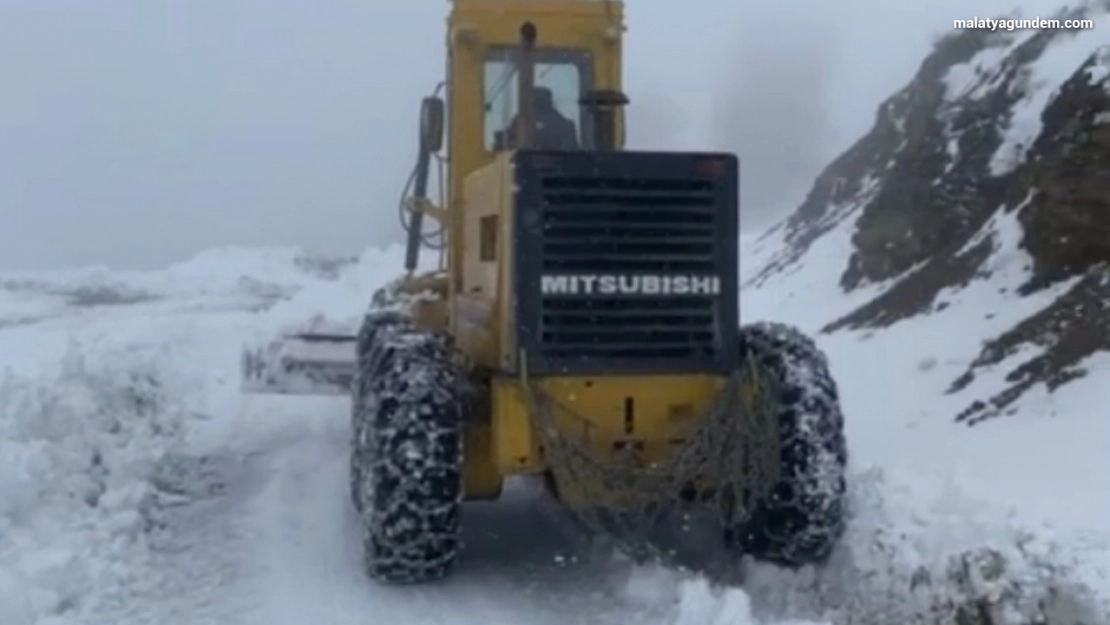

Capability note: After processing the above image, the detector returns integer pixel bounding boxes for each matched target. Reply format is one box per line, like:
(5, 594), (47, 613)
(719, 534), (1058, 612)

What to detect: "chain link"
(521, 349), (784, 564)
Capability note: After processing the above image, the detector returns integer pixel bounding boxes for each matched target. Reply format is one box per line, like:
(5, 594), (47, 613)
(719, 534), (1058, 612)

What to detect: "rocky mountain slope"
(744, 1), (1110, 425)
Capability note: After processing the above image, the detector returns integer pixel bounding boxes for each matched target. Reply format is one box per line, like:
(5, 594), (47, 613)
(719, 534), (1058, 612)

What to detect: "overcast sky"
(0, 0), (1070, 270)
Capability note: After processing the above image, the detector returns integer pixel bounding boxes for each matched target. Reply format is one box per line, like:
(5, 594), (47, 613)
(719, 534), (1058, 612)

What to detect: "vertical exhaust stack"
(515, 21), (538, 149)
(580, 89), (629, 151)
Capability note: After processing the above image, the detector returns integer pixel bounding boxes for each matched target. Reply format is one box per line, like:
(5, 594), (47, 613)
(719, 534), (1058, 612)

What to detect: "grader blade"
(241, 331), (357, 396)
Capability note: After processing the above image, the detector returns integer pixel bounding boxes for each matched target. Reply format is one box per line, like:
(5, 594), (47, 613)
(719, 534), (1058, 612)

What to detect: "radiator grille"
(538, 175), (721, 360)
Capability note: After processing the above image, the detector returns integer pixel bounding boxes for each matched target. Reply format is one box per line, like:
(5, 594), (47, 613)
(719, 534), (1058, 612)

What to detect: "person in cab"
(498, 87), (580, 150)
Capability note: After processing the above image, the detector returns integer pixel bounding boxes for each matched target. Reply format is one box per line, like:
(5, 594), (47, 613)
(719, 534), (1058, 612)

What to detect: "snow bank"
(253, 243), (418, 336)
(0, 288), (63, 329)
(0, 245), (356, 309)
(0, 243), (408, 625)
(637, 466), (1106, 624)
(0, 344), (194, 625)
(743, 468), (1105, 624)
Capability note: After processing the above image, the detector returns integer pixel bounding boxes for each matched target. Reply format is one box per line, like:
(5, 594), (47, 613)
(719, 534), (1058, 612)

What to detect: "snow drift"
(0, 346), (188, 623)
(0, 246), (401, 624)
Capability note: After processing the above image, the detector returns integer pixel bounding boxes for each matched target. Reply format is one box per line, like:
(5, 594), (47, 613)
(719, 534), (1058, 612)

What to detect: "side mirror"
(420, 96), (445, 153)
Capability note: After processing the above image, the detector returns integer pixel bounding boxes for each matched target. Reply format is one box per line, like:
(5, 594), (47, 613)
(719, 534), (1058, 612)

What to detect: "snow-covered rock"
(737, 3), (1110, 623)
(746, 0), (1110, 424)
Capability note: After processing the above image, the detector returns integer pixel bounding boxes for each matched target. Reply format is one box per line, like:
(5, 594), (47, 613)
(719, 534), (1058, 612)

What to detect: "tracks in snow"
(111, 399), (680, 625)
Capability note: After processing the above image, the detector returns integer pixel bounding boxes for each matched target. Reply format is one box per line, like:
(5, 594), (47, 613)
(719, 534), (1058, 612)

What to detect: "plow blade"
(241, 332), (357, 396)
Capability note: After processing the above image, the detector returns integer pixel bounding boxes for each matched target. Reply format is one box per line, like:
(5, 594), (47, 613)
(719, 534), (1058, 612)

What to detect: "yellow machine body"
(400, 0), (737, 503)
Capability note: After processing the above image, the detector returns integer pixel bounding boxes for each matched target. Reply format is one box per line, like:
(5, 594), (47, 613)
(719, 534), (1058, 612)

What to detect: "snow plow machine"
(241, 0), (848, 584)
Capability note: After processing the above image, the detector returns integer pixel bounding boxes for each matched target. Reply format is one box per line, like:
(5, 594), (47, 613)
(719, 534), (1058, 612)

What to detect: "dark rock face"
(1020, 50), (1110, 289)
(838, 29), (1005, 293)
(950, 267), (1110, 425)
(749, 1), (1110, 423)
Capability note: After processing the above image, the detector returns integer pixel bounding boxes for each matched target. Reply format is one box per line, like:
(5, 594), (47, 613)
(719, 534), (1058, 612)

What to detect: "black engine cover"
(512, 149), (739, 376)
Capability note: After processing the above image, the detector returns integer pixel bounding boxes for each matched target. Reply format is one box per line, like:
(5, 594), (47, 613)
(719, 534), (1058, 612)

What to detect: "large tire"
(349, 378), (367, 513)
(350, 310), (467, 583)
(726, 321), (848, 567)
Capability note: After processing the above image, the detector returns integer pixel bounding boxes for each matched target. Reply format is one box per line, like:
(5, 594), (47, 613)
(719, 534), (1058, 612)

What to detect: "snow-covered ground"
(739, 199), (1110, 618)
(0, 238), (1107, 624)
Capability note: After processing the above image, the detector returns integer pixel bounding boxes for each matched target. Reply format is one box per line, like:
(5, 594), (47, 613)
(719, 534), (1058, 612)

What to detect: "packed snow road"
(102, 396), (689, 625)
(1, 246), (1107, 625)
(127, 401), (728, 625)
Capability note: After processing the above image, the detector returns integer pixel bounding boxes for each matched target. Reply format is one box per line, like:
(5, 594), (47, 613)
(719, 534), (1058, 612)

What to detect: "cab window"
(482, 47), (593, 150)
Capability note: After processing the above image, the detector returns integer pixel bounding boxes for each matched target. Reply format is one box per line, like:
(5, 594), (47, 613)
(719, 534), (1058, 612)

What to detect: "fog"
(0, 0), (1070, 270)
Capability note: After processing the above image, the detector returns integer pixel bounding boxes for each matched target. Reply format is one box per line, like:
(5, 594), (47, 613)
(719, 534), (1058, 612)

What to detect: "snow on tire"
(349, 379), (366, 513)
(727, 321), (848, 567)
(350, 310), (467, 584)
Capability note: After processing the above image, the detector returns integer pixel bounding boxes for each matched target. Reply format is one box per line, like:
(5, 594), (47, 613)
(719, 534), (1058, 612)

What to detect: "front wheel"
(350, 311), (467, 583)
(725, 321), (848, 567)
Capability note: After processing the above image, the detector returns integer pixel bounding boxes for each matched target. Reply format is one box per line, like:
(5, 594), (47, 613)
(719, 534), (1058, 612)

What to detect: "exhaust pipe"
(515, 21), (538, 149)
(580, 89), (629, 151)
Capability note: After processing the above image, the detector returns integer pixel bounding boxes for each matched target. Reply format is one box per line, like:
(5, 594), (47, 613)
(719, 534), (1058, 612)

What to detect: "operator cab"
(485, 45), (590, 151)
(481, 23), (627, 153)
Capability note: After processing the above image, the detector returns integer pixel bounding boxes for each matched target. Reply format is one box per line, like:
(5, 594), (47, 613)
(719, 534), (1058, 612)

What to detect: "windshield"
(482, 47), (593, 150)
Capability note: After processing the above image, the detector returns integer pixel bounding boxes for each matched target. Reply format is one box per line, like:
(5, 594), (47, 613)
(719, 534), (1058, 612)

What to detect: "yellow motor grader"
(242, 0), (847, 584)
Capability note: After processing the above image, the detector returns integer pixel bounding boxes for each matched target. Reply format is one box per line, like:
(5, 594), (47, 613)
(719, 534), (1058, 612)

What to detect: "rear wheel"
(350, 311), (467, 583)
(726, 321), (848, 567)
